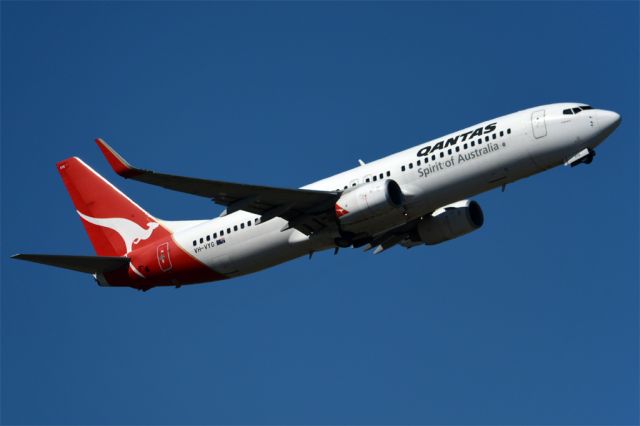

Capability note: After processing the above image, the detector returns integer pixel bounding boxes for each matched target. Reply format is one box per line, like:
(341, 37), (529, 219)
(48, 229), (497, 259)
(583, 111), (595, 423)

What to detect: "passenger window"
(206, 235), (210, 242)
(464, 143), (468, 149)
(431, 155), (435, 161)
(227, 228), (231, 233)
(214, 233), (217, 238)
(365, 178), (370, 182)
(409, 163), (413, 169)
(220, 230), (224, 236)
(455, 146), (460, 152)
(478, 139), (482, 145)
(492, 133), (497, 139)
(386, 171), (390, 177)
(192, 240), (196, 246)
(417, 160), (421, 166)
(343, 186), (347, 189)
(447, 149), (452, 155)
(373, 175), (377, 181)
(247, 221), (251, 227)
(471, 141), (475, 147)
(507, 128), (511, 134)
(401, 165), (406, 171)
(500, 131), (504, 137)
(199, 238), (204, 244)
(379, 173), (383, 179)
(440, 152), (444, 158)
(241, 223), (245, 229)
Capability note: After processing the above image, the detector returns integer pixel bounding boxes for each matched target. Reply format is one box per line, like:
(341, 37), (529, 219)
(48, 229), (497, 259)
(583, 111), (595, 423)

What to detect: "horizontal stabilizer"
(11, 254), (130, 274)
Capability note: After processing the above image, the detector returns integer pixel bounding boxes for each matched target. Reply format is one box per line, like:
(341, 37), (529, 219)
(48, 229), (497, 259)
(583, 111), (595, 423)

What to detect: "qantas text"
(416, 123), (497, 157)
(418, 142), (502, 179)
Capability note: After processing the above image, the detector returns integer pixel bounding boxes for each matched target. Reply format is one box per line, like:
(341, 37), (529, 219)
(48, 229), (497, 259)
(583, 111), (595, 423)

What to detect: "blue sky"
(2, 2), (638, 424)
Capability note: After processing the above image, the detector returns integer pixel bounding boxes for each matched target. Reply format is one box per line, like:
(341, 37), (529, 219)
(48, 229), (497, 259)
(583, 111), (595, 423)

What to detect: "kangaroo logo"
(335, 203), (349, 218)
(77, 211), (159, 255)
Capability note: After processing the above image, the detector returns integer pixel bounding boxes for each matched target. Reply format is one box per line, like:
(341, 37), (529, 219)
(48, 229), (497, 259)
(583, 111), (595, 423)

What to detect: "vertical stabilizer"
(56, 157), (170, 257)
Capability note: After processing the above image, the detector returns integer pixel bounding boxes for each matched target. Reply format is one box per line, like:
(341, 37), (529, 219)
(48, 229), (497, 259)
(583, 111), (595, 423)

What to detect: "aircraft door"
(531, 109), (547, 139)
(157, 242), (172, 272)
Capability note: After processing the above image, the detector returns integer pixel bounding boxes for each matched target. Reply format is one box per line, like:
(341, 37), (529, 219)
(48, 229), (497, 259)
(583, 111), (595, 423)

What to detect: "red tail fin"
(56, 157), (170, 257)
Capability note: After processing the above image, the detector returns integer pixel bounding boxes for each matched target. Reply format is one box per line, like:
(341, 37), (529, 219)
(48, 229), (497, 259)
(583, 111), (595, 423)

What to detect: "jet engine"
(336, 179), (406, 235)
(416, 200), (484, 245)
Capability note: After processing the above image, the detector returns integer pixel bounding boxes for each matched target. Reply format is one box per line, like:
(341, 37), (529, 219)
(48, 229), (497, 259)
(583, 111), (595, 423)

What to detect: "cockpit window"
(564, 105), (594, 115)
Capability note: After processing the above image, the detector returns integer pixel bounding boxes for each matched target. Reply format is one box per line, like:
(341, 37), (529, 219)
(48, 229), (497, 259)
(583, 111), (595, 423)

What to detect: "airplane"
(12, 103), (621, 291)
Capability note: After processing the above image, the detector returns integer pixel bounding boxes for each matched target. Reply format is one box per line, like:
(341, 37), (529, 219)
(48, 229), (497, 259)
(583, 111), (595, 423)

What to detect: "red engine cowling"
(417, 200), (484, 245)
(335, 179), (406, 234)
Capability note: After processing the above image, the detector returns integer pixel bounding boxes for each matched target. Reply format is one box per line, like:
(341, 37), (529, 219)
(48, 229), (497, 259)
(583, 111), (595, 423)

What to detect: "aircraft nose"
(599, 110), (621, 130)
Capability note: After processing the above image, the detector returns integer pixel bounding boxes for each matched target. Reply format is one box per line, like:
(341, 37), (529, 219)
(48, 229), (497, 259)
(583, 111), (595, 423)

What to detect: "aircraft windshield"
(563, 105), (594, 115)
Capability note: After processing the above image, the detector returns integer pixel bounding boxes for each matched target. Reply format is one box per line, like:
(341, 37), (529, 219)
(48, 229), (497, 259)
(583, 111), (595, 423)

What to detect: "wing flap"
(12, 254), (130, 274)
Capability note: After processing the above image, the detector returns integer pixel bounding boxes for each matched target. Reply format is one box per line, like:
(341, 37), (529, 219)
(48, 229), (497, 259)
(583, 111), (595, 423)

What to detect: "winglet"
(95, 138), (143, 178)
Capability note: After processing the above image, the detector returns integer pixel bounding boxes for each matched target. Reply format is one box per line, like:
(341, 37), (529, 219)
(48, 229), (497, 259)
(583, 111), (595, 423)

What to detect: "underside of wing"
(361, 218), (423, 254)
(96, 139), (340, 234)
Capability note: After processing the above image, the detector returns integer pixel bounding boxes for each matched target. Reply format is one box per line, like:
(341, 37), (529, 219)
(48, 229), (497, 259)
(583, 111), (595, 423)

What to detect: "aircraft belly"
(216, 229), (314, 275)
(173, 212), (338, 279)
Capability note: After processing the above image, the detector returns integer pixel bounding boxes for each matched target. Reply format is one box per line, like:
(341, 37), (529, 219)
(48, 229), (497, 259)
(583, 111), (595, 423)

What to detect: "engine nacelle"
(417, 200), (484, 245)
(336, 179), (405, 234)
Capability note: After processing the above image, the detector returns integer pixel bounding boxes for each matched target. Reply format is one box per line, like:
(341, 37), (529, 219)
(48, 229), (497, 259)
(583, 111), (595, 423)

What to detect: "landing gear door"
(531, 109), (547, 139)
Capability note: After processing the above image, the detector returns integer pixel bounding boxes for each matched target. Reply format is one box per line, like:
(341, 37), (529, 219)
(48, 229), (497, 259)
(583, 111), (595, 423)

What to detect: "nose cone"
(599, 110), (621, 130)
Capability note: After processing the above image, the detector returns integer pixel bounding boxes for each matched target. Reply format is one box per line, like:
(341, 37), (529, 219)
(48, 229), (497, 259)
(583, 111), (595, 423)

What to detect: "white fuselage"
(171, 103), (620, 277)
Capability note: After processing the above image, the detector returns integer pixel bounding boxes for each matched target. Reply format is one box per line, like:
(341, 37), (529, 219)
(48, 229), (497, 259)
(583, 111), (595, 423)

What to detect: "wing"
(95, 139), (340, 234)
(12, 254), (130, 274)
(362, 218), (424, 254)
